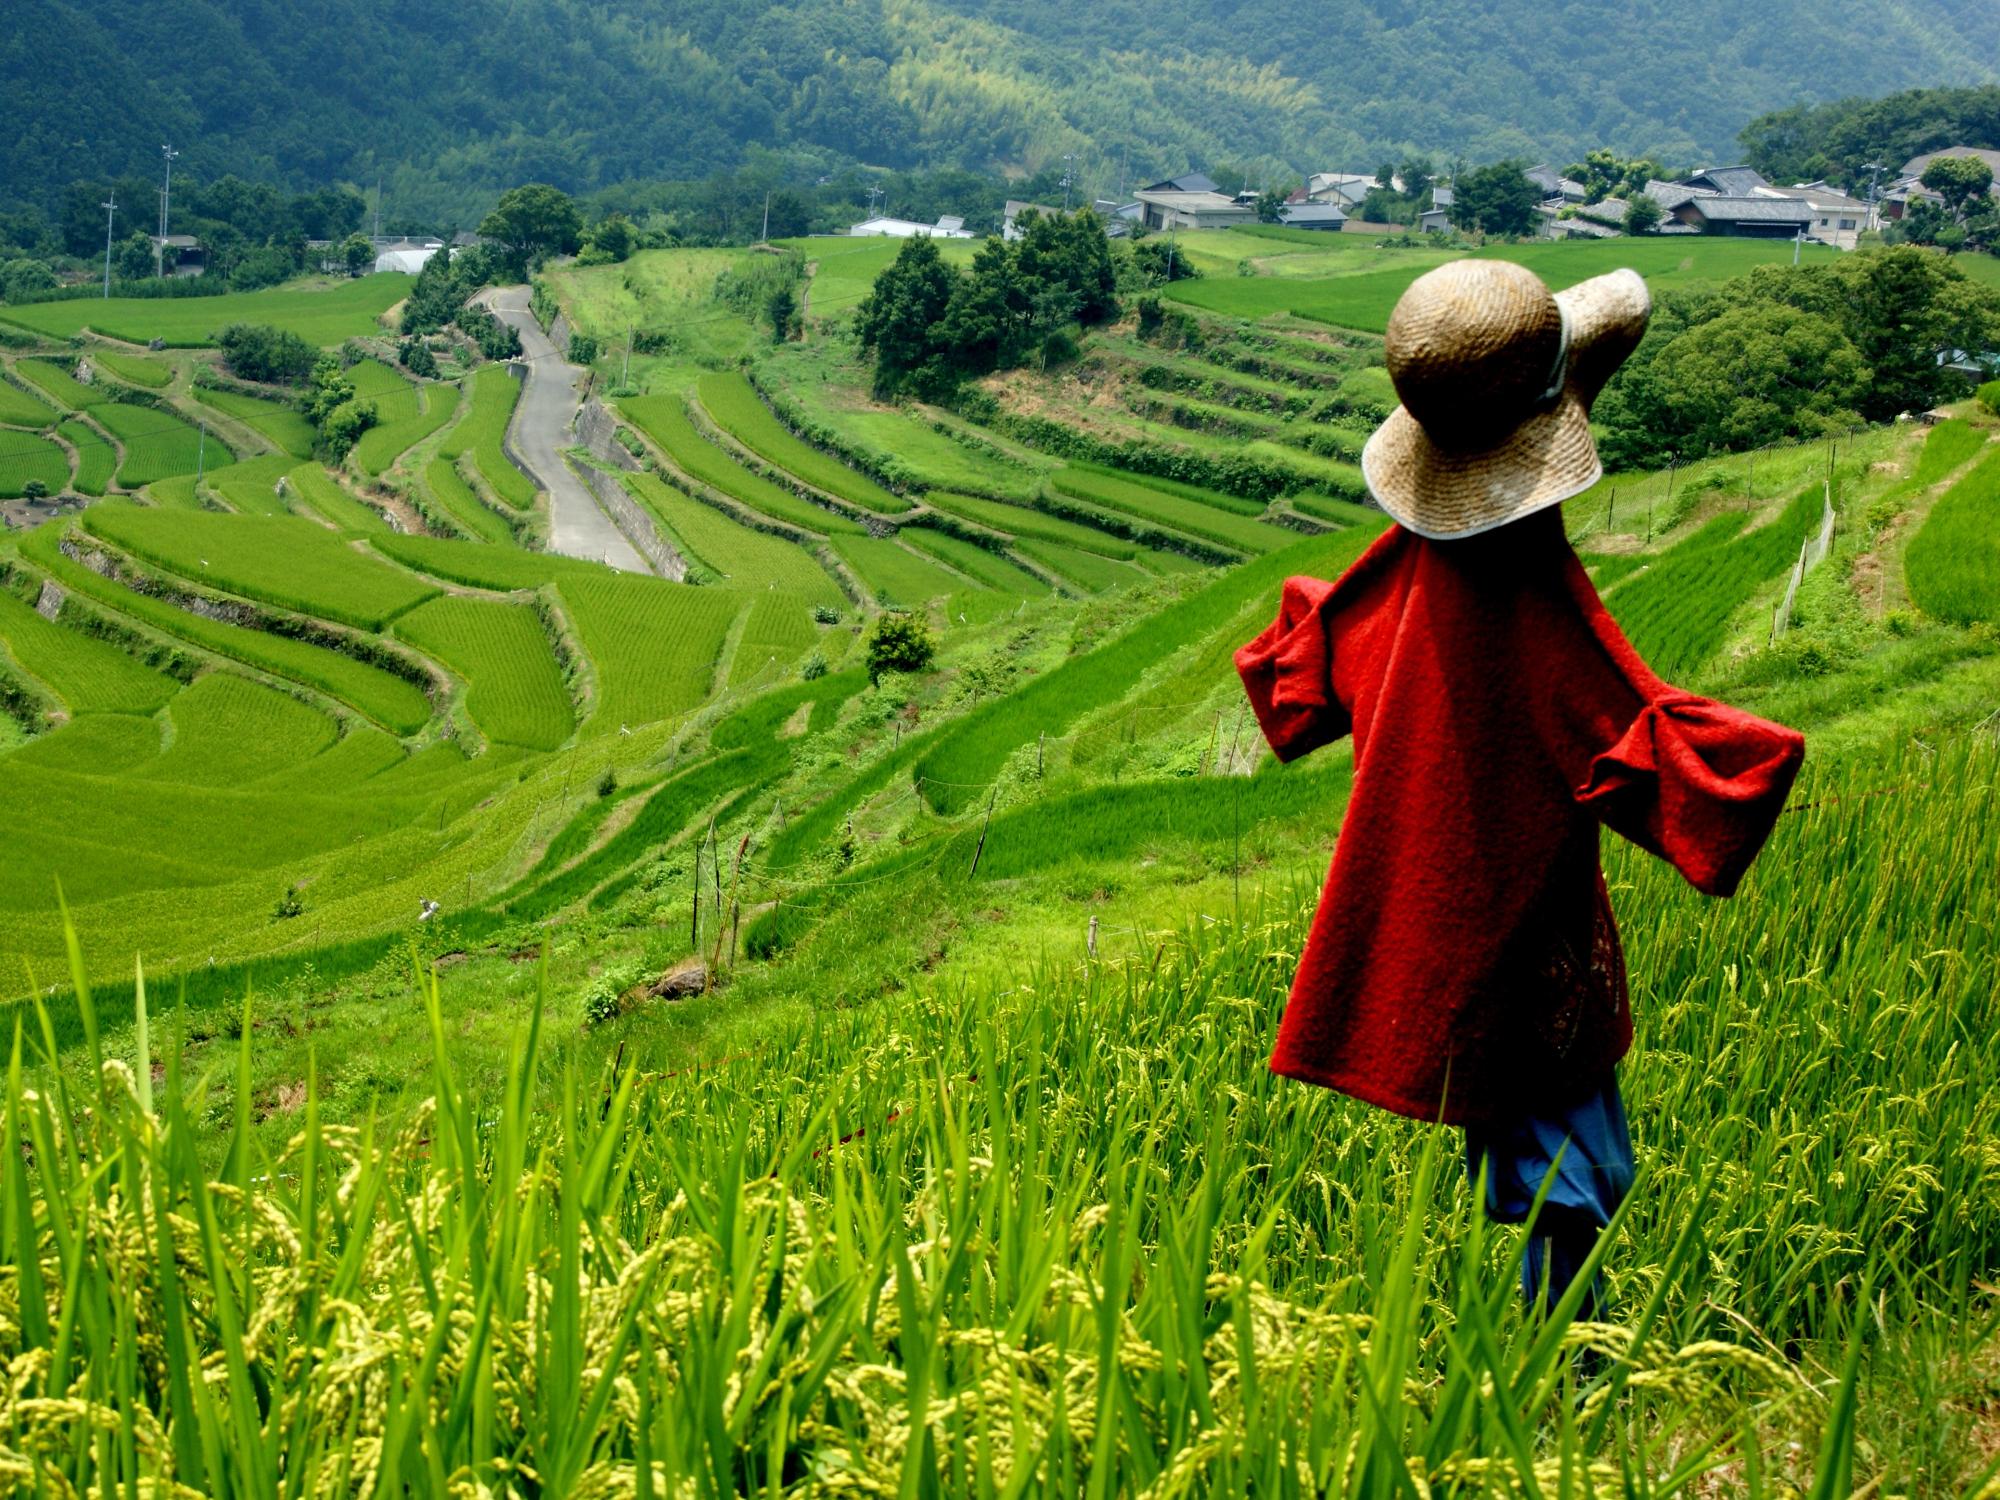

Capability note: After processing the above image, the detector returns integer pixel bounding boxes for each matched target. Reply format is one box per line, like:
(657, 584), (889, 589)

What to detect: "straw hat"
(1360, 261), (1651, 540)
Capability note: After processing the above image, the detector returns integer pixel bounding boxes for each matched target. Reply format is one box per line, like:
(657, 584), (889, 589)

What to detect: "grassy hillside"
(2, 251), (1999, 1493)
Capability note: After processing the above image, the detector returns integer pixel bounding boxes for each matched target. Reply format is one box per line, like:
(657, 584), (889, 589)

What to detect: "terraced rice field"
(372, 534), (582, 592)
(623, 471), (844, 608)
(726, 591), (821, 688)
(439, 366), (536, 510)
(0, 430), (70, 496)
(0, 378), (58, 426)
(900, 526), (1052, 596)
(828, 534), (970, 609)
(82, 505), (437, 630)
(138, 673), (338, 786)
(1606, 486), (1825, 678)
(924, 491), (1146, 559)
(696, 372), (912, 514)
(913, 524), (1385, 813)
(421, 459), (516, 543)
(354, 379), (460, 476)
(285, 464), (385, 533)
(206, 455), (296, 516)
(1012, 536), (1150, 593)
(12, 359), (104, 411)
(0, 587), (178, 714)
(58, 419), (117, 495)
(394, 595), (575, 750)
(556, 572), (740, 732)
(19, 525), (432, 733)
(345, 359), (421, 425)
(618, 394), (859, 535)
(1907, 447), (2000, 626)
(1050, 468), (1293, 554)
(192, 385), (317, 458)
(90, 350), (172, 388)
(0, 276), (414, 346)
(91, 401), (218, 487)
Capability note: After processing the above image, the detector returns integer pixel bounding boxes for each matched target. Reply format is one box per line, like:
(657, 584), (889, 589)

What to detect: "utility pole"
(1062, 153), (1077, 211)
(158, 143), (178, 277)
(1793, 223), (1805, 266)
(101, 190), (117, 297)
(622, 322), (633, 387)
(195, 418), (206, 485)
(1862, 161), (1884, 232)
(761, 191), (771, 243)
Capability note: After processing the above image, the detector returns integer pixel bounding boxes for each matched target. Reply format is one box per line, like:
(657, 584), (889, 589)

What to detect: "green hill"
(6, 0), (1999, 221)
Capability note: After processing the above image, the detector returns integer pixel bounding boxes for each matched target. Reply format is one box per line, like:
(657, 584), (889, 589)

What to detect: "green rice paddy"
(0, 275), (413, 347)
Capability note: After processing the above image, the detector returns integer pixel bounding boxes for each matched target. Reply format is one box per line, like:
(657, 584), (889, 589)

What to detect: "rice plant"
(353, 378), (460, 477)
(192, 383), (316, 458)
(0, 376), (59, 425)
(0, 586), (178, 715)
(57, 418), (116, 495)
(624, 470), (847, 607)
(619, 393), (864, 536)
(558, 571), (742, 733)
(395, 594), (577, 750)
(1905, 447), (2000, 626)
(440, 366), (536, 510)
(0, 429), (70, 497)
(92, 401), (225, 487)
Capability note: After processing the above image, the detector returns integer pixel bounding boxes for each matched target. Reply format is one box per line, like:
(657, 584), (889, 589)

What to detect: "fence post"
(968, 788), (998, 879)
(1088, 914), (1099, 960)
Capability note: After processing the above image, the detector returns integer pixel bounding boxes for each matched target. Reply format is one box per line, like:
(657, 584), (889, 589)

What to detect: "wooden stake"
(968, 787), (998, 879)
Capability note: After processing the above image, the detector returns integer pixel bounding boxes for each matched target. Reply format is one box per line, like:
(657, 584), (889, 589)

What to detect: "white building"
(847, 215), (975, 239)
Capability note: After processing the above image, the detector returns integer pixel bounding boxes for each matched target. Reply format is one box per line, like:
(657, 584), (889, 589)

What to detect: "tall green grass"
(1906, 448), (2000, 626)
(27, 724), (1995, 1489)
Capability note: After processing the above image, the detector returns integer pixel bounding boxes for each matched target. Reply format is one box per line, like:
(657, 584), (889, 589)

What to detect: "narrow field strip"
(696, 371), (912, 514)
(618, 393), (859, 535)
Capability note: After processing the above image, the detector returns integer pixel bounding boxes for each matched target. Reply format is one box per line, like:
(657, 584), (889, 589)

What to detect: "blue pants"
(1463, 1075), (1634, 1315)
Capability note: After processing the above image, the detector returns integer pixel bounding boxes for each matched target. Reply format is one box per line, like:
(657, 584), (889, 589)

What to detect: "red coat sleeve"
(1235, 575), (1352, 762)
(1575, 692), (1805, 896)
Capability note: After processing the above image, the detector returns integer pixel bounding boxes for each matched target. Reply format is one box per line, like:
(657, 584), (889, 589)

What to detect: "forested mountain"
(7, 0), (1998, 222)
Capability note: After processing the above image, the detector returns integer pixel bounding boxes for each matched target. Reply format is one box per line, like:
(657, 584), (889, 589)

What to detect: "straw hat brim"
(1360, 391), (1600, 542)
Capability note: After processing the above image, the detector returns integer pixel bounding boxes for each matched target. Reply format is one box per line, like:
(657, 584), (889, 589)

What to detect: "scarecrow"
(1235, 262), (1805, 1311)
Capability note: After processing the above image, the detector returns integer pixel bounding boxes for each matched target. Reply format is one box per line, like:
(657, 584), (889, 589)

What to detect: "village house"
(1680, 164), (1772, 197)
(1759, 183), (1871, 248)
(1132, 181), (1255, 231)
(1525, 164), (1588, 202)
(149, 234), (205, 276)
(1878, 146), (2000, 221)
(1278, 202), (1349, 231)
(1303, 172), (1378, 207)
(1671, 195), (1814, 237)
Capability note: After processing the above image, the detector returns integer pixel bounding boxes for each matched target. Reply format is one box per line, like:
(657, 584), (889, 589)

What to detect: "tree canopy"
(1448, 162), (1540, 235)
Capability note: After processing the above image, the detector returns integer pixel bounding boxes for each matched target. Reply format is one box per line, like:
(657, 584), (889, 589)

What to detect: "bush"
(811, 604), (841, 625)
(1979, 378), (2000, 416)
(800, 651), (827, 681)
(569, 332), (600, 365)
(399, 338), (439, 378)
(864, 613), (935, 685)
(597, 766), (617, 797)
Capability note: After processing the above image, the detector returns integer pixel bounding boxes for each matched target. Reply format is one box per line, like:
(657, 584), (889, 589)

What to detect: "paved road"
(484, 286), (650, 574)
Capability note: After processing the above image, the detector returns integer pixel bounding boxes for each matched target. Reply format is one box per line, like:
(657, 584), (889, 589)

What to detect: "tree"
(864, 613), (934, 685)
(854, 235), (957, 397)
(1449, 161), (1541, 236)
(1645, 305), (1869, 452)
(934, 237), (1029, 375)
(1624, 195), (1665, 235)
(1131, 238), (1198, 286)
(114, 231), (155, 281)
(1566, 148), (1659, 204)
(477, 184), (583, 277)
(585, 213), (635, 263)
(341, 233), (374, 277)
(0, 258), (56, 302)
(217, 324), (316, 384)
(1255, 189), (1287, 223)
(568, 331), (599, 363)
(1921, 155), (1995, 219)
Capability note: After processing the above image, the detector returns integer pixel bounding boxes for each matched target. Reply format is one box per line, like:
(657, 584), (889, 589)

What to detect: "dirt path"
(482, 286), (651, 574)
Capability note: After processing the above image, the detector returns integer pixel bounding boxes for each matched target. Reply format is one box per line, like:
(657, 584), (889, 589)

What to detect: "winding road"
(484, 285), (650, 574)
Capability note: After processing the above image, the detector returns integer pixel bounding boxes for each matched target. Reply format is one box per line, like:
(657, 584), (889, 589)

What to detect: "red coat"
(1235, 511), (1804, 1124)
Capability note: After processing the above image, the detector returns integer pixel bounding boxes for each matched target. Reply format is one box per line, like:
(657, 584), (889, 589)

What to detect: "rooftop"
(1681, 195), (1814, 224)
